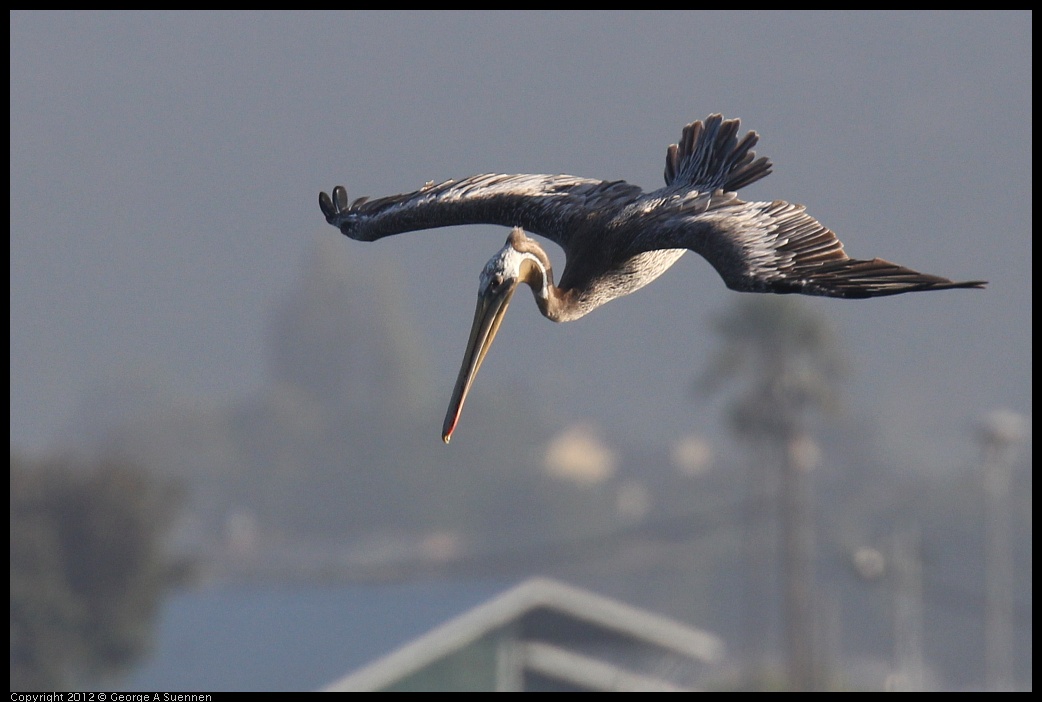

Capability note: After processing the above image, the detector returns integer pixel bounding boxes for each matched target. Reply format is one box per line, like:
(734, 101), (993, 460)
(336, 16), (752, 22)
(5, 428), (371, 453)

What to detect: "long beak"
(442, 282), (517, 443)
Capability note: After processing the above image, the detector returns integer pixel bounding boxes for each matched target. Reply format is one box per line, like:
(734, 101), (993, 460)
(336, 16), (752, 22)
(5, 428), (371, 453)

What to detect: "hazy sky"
(11, 11), (1031, 466)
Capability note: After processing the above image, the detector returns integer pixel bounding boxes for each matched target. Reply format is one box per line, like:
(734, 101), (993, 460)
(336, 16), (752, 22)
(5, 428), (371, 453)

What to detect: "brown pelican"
(319, 114), (986, 442)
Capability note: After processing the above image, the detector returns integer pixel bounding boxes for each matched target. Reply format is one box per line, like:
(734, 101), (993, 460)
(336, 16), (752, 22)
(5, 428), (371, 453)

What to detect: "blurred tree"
(259, 238), (443, 539)
(67, 237), (605, 578)
(10, 453), (191, 690)
(257, 239), (559, 545)
(697, 296), (845, 690)
(267, 237), (432, 421)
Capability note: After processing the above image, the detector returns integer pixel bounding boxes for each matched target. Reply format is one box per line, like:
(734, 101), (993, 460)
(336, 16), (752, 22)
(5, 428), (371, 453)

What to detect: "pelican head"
(442, 228), (551, 443)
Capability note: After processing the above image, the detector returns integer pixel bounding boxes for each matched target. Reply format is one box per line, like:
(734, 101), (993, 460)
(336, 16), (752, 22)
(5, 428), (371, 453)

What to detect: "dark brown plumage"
(319, 114), (986, 440)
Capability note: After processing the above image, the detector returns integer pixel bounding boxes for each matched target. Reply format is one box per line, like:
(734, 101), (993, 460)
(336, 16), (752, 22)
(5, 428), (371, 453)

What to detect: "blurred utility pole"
(697, 297), (843, 691)
(740, 442), (777, 671)
(889, 527), (925, 691)
(781, 432), (819, 691)
(976, 409), (1027, 691)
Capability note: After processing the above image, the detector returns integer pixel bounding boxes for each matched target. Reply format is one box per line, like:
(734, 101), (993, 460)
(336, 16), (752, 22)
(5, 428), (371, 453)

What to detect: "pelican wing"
(631, 198), (987, 298)
(320, 173), (643, 251)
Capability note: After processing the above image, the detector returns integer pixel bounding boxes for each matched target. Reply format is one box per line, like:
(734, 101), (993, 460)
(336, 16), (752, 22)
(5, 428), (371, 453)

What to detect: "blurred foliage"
(88, 239), (610, 555)
(10, 453), (192, 690)
(697, 295), (845, 441)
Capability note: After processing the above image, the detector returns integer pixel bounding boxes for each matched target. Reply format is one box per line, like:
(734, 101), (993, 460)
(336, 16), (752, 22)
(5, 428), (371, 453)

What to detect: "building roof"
(323, 576), (724, 692)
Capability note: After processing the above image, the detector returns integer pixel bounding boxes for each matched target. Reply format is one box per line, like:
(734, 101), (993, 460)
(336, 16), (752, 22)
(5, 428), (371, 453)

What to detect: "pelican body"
(319, 115), (985, 442)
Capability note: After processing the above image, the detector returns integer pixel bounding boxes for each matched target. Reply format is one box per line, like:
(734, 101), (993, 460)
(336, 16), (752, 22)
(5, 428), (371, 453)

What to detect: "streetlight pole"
(977, 409), (1026, 691)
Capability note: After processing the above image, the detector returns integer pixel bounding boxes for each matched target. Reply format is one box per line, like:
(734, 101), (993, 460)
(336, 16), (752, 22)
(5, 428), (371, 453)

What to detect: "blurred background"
(10, 11), (1030, 691)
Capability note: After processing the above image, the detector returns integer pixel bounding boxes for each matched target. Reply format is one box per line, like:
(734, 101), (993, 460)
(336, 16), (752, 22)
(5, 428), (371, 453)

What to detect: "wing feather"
(637, 198), (987, 298)
(320, 174), (643, 250)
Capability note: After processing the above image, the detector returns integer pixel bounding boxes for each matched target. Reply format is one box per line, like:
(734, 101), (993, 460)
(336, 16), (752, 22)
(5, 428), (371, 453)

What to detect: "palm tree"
(698, 295), (844, 690)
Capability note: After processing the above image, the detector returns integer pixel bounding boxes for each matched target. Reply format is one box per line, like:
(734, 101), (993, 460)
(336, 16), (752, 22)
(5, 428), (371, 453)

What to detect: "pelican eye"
(481, 272), (505, 294)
